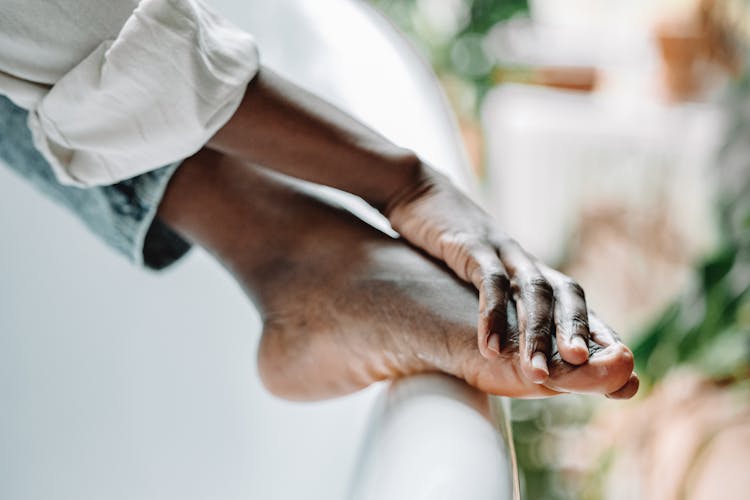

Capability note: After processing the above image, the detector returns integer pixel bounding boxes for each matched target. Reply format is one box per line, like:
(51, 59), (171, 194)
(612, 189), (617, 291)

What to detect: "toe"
(606, 373), (640, 400)
(544, 343), (635, 395)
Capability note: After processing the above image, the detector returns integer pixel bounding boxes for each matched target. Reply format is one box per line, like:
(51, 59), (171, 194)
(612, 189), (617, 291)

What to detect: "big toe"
(543, 343), (635, 396)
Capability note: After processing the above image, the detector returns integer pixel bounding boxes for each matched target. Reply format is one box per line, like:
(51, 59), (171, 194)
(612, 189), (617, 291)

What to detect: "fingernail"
(487, 333), (500, 355)
(572, 336), (588, 353)
(531, 352), (548, 379)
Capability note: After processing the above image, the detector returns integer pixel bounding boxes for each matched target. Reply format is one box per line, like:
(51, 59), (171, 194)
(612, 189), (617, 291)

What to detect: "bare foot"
(159, 150), (639, 401)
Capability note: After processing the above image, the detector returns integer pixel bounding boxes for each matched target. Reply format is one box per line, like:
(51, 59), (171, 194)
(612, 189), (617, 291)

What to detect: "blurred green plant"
(631, 248), (750, 386)
(631, 72), (750, 389)
(510, 395), (597, 500)
(369, 0), (528, 114)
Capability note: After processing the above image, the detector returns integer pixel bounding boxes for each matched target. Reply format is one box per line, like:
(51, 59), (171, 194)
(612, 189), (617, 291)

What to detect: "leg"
(159, 150), (638, 400)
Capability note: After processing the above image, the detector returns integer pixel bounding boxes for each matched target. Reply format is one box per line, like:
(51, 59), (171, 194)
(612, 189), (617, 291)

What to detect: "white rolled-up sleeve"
(26, 0), (259, 187)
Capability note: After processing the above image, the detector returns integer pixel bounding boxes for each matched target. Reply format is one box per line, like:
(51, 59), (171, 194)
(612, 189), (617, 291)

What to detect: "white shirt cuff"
(26, 0), (259, 187)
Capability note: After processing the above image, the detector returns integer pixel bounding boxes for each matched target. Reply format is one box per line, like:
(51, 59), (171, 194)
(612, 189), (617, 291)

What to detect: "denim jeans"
(0, 95), (190, 270)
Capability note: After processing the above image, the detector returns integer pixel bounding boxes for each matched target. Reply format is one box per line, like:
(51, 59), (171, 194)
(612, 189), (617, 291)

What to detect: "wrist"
(363, 148), (424, 211)
(381, 160), (450, 218)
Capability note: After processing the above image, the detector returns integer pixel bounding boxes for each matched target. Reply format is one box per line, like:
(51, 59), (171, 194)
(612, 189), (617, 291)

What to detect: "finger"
(541, 267), (590, 365)
(500, 242), (554, 383)
(466, 245), (510, 359)
(477, 305), (635, 399)
(587, 311), (622, 348)
(606, 373), (640, 400)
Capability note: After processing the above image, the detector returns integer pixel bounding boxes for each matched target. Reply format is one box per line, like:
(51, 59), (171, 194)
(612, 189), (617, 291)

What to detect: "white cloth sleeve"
(26, 0), (259, 187)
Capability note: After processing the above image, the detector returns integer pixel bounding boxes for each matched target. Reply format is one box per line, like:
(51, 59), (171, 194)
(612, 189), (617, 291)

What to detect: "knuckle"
(562, 279), (586, 299)
(526, 275), (553, 300)
(569, 313), (590, 331)
(555, 312), (588, 335)
(529, 318), (553, 337)
(526, 310), (553, 335)
(482, 270), (510, 293)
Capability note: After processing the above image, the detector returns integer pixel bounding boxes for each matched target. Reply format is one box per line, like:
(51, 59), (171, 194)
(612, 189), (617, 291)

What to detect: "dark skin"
(157, 150), (639, 400)
(206, 66), (608, 386)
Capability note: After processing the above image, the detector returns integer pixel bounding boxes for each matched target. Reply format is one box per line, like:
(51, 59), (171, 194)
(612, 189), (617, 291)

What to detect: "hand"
(384, 164), (594, 384)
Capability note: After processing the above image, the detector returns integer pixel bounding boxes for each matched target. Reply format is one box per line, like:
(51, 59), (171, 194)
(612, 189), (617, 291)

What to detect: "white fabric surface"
(0, 0), (259, 186)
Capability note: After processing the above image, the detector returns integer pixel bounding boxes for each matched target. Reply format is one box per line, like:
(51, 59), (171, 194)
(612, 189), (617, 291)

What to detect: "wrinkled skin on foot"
(160, 151), (639, 401)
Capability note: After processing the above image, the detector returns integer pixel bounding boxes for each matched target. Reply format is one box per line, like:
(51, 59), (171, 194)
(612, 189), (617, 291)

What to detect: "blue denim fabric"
(0, 94), (191, 270)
